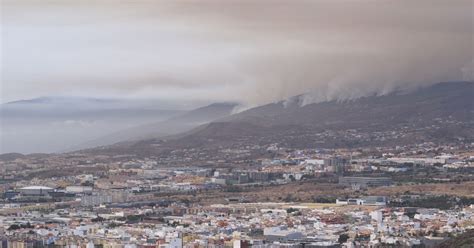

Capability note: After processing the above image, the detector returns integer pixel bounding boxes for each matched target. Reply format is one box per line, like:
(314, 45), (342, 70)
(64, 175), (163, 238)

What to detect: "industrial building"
(338, 176), (393, 189)
(19, 186), (54, 196)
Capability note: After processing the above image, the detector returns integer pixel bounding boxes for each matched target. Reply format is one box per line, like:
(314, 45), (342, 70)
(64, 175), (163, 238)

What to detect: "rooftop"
(20, 186), (54, 190)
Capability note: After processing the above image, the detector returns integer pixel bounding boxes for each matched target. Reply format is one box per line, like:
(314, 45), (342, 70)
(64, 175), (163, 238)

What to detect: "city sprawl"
(1, 140), (473, 247)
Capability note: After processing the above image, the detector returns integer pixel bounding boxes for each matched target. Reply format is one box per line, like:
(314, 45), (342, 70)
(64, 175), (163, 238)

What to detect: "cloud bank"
(2, 0), (473, 105)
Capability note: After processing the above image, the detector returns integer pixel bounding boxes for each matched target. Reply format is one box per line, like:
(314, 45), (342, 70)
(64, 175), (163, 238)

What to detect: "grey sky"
(2, 0), (473, 105)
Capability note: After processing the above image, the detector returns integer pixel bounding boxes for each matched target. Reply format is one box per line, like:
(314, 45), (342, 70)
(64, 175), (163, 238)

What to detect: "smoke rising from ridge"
(2, 0), (473, 105)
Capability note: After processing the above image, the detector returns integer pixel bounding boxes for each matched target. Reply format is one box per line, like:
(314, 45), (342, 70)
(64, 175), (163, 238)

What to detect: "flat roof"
(20, 186), (53, 190)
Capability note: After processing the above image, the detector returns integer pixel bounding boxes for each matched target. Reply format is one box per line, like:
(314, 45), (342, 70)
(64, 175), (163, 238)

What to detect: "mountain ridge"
(71, 102), (239, 150)
(87, 81), (473, 155)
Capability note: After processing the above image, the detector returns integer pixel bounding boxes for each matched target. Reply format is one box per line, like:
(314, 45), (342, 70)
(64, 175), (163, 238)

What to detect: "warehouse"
(19, 186), (54, 196)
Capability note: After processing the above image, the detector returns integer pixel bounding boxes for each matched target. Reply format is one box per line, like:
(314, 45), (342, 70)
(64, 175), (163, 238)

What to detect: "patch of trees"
(8, 222), (33, 230)
(91, 216), (105, 222)
(338, 233), (349, 243)
(313, 196), (337, 203)
(389, 195), (474, 210)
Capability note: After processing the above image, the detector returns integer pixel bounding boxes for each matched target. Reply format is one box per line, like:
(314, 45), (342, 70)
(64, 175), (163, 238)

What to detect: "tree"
(8, 224), (21, 230)
(338, 233), (350, 243)
(286, 208), (298, 214)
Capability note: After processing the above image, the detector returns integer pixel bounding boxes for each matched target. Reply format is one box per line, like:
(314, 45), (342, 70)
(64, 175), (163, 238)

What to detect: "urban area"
(1, 141), (473, 247)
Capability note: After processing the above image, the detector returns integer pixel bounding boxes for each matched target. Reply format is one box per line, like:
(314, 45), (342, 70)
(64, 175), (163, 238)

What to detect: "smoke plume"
(2, 0), (473, 105)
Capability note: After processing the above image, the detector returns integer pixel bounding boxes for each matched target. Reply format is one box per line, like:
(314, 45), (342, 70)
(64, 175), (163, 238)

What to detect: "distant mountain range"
(72, 102), (238, 150)
(0, 96), (207, 153)
(2, 82), (473, 155)
(1, 96), (189, 119)
(85, 81), (473, 155)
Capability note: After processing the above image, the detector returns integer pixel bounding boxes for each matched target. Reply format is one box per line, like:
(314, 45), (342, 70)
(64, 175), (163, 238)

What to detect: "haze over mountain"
(0, 97), (210, 154)
(3, 0), (472, 155)
(3, 82), (472, 155)
(73, 102), (238, 150)
(2, 1), (474, 244)
(87, 82), (473, 156)
(221, 82), (473, 127)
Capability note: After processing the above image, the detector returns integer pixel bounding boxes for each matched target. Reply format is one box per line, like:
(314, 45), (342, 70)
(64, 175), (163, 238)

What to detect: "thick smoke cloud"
(2, 0), (473, 105)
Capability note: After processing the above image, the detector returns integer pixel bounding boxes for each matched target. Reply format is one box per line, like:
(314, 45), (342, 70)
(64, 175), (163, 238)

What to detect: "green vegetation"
(390, 195), (474, 210)
(286, 208), (299, 214)
(313, 196), (337, 203)
(338, 233), (349, 243)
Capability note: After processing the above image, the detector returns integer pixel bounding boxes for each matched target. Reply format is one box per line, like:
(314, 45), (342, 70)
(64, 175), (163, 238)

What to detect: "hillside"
(222, 81), (473, 127)
(74, 102), (238, 149)
(168, 81), (474, 148)
(436, 230), (474, 248)
(86, 82), (474, 155)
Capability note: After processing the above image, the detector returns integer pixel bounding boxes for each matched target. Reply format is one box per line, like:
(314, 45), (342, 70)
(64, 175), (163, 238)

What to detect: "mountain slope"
(189, 81), (473, 147)
(221, 81), (473, 127)
(75, 102), (238, 149)
(86, 82), (473, 155)
(160, 82), (474, 147)
(436, 230), (474, 248)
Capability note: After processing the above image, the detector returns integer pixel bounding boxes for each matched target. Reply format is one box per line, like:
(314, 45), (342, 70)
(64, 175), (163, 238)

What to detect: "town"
(1, 141), (473, 247)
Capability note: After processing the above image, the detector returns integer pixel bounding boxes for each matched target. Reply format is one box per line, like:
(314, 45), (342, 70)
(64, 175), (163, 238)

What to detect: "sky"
(1, 0), (473, 105)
